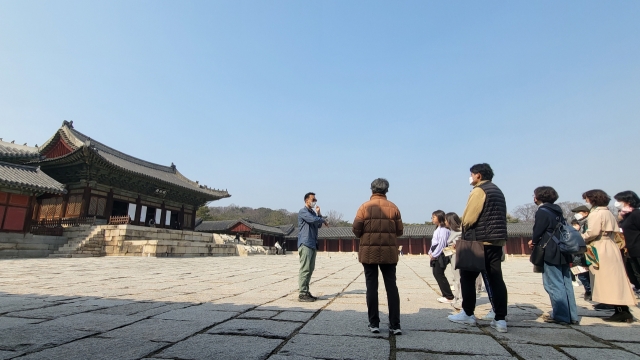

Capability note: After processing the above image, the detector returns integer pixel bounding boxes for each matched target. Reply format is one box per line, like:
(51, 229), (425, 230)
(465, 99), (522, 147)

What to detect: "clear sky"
(1, 1), (639, 223)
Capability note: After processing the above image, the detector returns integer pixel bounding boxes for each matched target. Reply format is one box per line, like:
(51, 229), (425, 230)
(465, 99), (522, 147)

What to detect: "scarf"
(585, 245), (599, 269)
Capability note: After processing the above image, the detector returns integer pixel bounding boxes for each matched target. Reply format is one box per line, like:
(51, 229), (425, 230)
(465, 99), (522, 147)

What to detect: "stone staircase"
(49, 226), (106, 258)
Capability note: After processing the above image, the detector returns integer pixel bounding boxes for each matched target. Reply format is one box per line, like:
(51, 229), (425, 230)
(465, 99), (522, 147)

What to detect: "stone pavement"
(0, 254), (639, 360)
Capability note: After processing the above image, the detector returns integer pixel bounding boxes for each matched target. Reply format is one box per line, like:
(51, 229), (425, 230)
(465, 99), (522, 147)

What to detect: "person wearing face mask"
(297, 192), (329, 302)
(528, 186), (578, 325)
(429, 210), (453, 304)
(448, 163), (509, 333)
(571, 205), (592, 300)
(581, 190), (636, 322)
(614, 191), (640, 299)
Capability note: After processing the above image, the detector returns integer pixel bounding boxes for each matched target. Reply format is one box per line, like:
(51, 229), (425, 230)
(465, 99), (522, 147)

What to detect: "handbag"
(529, 236), (550, 267)
(455, 229), (486, 272)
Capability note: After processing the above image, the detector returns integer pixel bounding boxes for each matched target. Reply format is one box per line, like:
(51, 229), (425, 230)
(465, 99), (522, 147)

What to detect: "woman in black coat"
(529, 186), (578, 325)
(615, 190), (640, 298)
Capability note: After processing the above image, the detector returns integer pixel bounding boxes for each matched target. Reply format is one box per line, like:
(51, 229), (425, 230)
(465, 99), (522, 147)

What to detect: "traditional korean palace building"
(0, 121), (229, 234)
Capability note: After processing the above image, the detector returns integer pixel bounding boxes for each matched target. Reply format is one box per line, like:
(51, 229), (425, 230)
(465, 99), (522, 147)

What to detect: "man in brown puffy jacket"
(352, 178), (404, 335)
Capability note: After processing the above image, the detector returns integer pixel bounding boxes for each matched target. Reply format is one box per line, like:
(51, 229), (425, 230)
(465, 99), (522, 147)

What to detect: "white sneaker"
(482, 310), (496, 321)
(448, 310), (477, 325)
(491, 319), (507, 333)
(437, 297), (454, 304)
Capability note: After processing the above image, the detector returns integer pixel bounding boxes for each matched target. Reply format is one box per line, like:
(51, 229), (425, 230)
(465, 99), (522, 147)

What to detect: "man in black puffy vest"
(448, 163), (509, 333)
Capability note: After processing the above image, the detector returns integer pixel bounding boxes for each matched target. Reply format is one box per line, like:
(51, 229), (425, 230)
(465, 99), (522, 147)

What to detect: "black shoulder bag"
(455, 228), (486, 272)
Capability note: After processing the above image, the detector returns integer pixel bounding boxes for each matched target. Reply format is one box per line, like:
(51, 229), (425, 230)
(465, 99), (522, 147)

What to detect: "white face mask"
(614, 201), (623, 210)
(469, 176), (474, 185)
(574, 213), (584, 221)
(585, 203), (592, 209)
(310, 201), (317, 209)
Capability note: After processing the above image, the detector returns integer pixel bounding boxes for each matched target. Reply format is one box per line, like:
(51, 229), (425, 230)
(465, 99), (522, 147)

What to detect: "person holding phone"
(297, 192), (328, 302)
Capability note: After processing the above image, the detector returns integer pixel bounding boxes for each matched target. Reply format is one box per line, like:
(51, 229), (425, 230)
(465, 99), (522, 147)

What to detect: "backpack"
(540, 208), (587, 255)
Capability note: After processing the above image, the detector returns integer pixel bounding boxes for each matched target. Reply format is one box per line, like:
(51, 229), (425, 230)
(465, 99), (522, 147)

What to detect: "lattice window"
(87, 196), (107, 217)
(88, 197), (98, 216)
(97, 198), (106, 217)
(65, 195), (82, 217)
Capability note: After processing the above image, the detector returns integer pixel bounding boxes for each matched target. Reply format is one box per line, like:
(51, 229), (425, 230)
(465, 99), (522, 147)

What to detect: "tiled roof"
(285, 223), (533, 239)
(0, 161), (66, 195)
(195, 219), (290, 236)
(36, 122), (230, 199)
(0, 140), (40, 162)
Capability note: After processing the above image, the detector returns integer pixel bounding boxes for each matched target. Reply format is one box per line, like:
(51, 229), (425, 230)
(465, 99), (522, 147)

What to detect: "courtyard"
(0, 254), (639, 360)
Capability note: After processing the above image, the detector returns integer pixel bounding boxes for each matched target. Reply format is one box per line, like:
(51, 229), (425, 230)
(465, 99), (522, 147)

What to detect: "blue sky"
(1, 1), (639, 223)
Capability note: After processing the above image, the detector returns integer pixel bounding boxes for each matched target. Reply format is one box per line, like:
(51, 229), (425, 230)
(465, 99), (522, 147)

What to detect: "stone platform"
(0, 255), (638, 359)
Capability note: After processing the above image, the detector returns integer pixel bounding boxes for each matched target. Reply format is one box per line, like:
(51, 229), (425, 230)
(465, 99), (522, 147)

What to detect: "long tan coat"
(352, 194), (403, 264)
(582, 207), (637, 306)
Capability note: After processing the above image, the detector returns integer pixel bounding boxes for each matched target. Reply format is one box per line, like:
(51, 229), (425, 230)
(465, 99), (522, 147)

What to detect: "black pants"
(627, 256), (640, 289)
(460, 245), (508, 321)
(432, 258), (454, 300)
(363, 263), (400, 328)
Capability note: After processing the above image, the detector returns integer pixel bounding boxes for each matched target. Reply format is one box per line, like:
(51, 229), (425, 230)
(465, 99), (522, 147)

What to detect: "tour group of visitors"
(295, 163), (640, 335)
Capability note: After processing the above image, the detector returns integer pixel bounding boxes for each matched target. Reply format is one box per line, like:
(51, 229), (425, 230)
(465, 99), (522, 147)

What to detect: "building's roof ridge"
(0, 140), (41, 161)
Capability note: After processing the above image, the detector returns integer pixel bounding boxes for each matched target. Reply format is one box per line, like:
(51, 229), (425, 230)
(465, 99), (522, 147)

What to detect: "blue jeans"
(543, 262), (578, 323)
(577, 272), (591, 293)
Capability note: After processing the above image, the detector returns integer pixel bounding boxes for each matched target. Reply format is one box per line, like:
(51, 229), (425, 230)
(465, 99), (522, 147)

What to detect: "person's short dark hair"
(304, 192), (316, 201)
(445, 212), (461, 232)
(432, 210), (446, 227)
(534, 186), (559, 204)
(371, 178), (389, 195)
(571, 219), (580, 226)
(614, 191), (640, 209)
(582, 189), (611, 207)
(470, 163), (494, 181)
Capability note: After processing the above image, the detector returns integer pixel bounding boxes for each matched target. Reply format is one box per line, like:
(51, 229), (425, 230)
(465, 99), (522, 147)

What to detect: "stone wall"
(102, 225), (238, 257)
(0, 232), (68, 258)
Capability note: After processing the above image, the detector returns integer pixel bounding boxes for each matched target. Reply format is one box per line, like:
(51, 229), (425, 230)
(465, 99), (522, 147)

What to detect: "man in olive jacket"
(352, 178), (403, 335)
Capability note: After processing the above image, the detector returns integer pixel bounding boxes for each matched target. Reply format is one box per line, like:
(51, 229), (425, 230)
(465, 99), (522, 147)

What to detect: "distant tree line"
(196, 204), (352, 227)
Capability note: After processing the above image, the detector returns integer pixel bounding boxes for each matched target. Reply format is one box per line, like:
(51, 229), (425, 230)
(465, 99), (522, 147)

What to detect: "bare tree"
(512, 203), (538, 222)
(556, 201), (583, 221)
(325, 210), (345, 227)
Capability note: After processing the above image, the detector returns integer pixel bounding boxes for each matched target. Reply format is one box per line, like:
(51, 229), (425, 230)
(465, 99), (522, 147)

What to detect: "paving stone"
(0, 350), (20, 360)
(279, 334), (389, 360)
(156, 334), (282, 360)
(102, 318), (208, 342)
(271, 311), (314, 322)
(208, 319), (300, 338)
(578, 325), (640, 342)
(561, 347), (640, 359)
(43, 312), (144, 332)
(490, 326), (609, 347)
(268, 355), (321, 360)
(395, 331), (511, 356)
(613, 343), (640, 356)
(0, 322), (95, 353)
(300, 309), (386, 337)
(239, 310), (279, 319)
(401, 309), (483, 333)
(92, 301), (173, 316)
(508, 343), (570, 359)
(395, 353), (514, 360)
(152, 305), (237, 325)
(5, 301), (108, 319)
(17, 337), (166, 360)
(0, 316), (43, 330)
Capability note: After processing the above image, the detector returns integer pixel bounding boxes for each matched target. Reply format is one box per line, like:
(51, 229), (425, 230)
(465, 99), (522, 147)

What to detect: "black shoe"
(593, 303), (615, 311)
(298, 293), (316, 302)
(604, 307), (634, 323)
(368, 324), (380, 333)
(584, 292), (592, 301)
(389, 327), (402, 335)
(306, 292), (318, 300)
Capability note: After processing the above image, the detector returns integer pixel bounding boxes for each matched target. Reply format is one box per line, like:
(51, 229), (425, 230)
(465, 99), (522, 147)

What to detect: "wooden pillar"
(159, 202), (166, 229)
(60, 193), (69, 219)
(180, 204), (185, 229)
(323, 239), (327, 252)
(352, 238), (356, 252)
(81, 186), (91, 217)
(191, 205), (196, 229)
(104, 189), (114, 219)
(134, 196), (142, 225)
(339, 238), (343, 252)
(22, 195), (36, 233)
(423, 238), (428, 255)
(408, 237), (413, 254)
